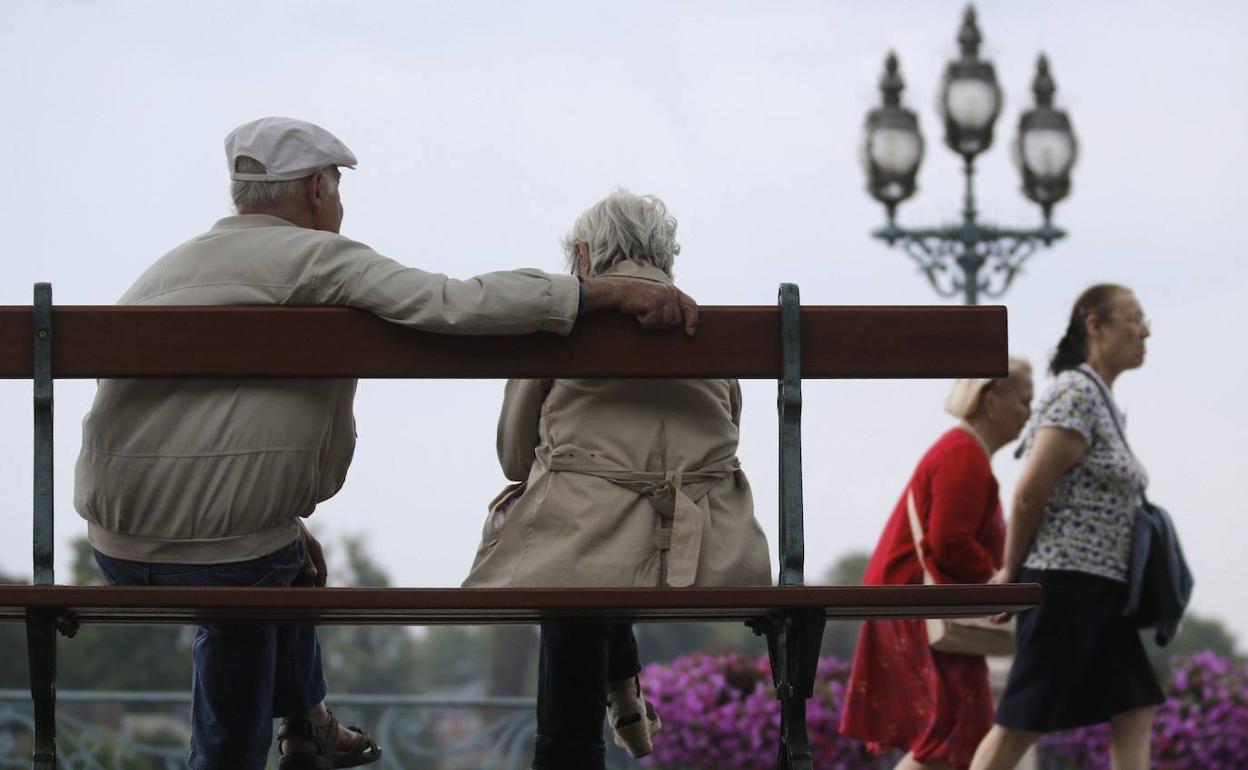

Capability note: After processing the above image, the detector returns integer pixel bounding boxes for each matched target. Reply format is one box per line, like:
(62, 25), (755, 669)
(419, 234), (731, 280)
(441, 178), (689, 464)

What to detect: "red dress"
(839, 428), (1005, 769)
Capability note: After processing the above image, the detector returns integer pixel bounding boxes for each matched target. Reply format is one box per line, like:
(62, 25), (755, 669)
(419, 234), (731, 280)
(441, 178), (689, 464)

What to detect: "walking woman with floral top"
(970, 284), (1165, 770)
(840, 357), (1034, 770)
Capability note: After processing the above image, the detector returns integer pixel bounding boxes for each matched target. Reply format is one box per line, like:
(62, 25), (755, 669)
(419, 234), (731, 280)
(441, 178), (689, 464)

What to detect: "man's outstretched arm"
(315, 236), (698, 336)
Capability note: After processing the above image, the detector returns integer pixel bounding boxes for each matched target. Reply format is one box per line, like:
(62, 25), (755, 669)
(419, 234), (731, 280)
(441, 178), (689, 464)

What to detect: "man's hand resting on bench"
(582, 276), (699, 335)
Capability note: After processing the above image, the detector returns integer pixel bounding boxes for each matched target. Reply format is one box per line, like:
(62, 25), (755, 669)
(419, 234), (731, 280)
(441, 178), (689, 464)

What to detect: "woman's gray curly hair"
(562, 189), (680, 277)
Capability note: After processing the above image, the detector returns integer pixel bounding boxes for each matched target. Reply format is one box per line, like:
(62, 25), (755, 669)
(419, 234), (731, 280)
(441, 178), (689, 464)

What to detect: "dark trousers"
(534, 622), (641, 770)
(94, 538), (328, 770)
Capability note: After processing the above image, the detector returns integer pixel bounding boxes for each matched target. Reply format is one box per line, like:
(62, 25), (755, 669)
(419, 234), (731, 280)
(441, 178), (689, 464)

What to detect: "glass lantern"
(1015, 55), (1077, 215)
(862, 52), (924, 211)
(939, 6), (1002, 159)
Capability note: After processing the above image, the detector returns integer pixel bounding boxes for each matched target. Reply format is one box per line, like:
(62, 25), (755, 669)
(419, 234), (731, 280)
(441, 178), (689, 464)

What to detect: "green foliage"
(317, 534), (472, 695)
(0, 567), (30, 687)
(824, 552), (869, 586)
(818, 551), (870, 660)
(58, 540), (192, 692)
(1161, 614), (1240, 658)
(334, 536), (391, 588)
(317, 534), (415, 694)
(1144, 613), (1243, 681)
(69, 537), (106, 587)
(486, 625), (538, 695)
(634, 622), (764, 665)
(0, 542), (192, 691)
(310, 533), (534, 697)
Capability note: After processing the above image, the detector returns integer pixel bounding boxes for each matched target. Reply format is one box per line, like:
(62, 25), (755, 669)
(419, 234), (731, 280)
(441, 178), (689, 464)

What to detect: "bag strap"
(1072, 367), (1149, 503)
(905, 488), (937, 586)
(1072, 367), (1132, 455)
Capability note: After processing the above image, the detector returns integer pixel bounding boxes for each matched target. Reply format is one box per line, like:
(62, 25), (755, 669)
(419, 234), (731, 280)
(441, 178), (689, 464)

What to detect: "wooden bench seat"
(0, 584), (1040, 626)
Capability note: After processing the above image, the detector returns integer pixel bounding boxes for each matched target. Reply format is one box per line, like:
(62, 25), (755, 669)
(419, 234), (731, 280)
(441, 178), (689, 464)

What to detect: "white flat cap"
(225, 117), (357, 182)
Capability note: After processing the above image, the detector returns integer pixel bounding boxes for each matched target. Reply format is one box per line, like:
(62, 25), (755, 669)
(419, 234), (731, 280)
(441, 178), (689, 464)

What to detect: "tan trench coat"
(463, 261), (772, 589)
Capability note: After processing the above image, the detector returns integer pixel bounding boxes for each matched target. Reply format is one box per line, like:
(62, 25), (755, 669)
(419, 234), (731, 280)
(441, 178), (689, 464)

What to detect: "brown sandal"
(277, 711), (382, 770)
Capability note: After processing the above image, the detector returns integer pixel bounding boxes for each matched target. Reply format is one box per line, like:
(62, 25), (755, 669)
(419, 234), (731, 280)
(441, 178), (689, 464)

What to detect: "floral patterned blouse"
(1020, 364), (1147, 582)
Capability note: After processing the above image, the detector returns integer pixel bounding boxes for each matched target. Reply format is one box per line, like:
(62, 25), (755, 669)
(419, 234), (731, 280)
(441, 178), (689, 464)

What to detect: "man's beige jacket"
(76, 214), (579, 564)
(463, 261), (772, 589)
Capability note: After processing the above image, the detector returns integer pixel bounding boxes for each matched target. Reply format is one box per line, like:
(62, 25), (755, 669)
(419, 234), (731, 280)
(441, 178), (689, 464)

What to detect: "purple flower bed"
(1039, 650), (1248, 770)
(639, 651), (891, 770)
(639, 650), (1248, 770)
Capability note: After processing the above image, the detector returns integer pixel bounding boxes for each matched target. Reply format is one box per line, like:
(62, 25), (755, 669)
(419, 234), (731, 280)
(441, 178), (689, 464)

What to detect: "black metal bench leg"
(27, 609), (58, 770)
(751, 611), (825, 770)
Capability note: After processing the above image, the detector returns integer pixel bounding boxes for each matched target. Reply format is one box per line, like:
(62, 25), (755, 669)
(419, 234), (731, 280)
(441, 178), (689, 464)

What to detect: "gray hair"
(561, 189), (680, 277)
(230, 157), (340, 209)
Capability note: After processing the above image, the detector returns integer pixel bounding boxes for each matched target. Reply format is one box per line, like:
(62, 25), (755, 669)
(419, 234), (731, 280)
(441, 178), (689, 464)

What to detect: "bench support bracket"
(750, 611), (825, 770)
(26, 609), (57, 770)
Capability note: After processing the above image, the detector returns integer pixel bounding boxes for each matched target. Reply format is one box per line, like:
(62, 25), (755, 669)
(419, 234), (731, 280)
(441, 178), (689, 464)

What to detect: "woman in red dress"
(840, 359), (1033, 770)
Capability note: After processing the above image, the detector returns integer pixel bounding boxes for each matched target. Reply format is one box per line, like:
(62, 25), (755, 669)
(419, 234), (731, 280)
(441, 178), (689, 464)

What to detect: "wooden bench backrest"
(0, 305), (1005, 378)
(0, 284), (1007, 588)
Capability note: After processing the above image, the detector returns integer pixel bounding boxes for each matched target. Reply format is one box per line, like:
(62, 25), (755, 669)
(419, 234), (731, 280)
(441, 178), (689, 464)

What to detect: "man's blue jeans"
(94, 538), (328, 770)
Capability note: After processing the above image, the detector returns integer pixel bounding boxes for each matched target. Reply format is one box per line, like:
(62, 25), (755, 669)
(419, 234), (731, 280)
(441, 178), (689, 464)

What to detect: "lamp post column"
(958, 159), (982, 305)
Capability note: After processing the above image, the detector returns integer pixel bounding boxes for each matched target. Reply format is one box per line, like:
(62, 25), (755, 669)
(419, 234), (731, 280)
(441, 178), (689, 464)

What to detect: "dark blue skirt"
(995, 568), (1166, 732)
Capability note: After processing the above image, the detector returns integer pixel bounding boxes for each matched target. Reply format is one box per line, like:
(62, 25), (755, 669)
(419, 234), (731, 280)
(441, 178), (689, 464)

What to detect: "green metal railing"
(0, 690), (632, 770)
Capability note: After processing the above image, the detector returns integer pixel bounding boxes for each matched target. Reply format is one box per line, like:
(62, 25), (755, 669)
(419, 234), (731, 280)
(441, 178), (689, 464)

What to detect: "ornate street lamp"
(865, 6), (1077, 304)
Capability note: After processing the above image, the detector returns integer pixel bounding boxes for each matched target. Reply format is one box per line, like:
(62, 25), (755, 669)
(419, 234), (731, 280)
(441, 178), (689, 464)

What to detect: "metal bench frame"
(1, 282), (1035, 770)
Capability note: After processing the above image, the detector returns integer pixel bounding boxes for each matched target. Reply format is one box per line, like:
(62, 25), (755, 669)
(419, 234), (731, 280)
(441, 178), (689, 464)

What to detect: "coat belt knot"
(538, 447), (738, 587)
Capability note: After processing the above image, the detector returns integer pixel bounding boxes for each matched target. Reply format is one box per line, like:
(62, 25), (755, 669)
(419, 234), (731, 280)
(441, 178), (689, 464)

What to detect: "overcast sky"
(1, 0), (1245, 644)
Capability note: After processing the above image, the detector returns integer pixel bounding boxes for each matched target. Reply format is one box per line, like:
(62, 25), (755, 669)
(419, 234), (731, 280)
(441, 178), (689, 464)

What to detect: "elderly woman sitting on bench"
(464, 189), (772, 770)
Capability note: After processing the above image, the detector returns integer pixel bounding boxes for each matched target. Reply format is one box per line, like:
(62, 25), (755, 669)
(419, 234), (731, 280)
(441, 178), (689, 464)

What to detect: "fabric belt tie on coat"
(536, 446), (739, 587)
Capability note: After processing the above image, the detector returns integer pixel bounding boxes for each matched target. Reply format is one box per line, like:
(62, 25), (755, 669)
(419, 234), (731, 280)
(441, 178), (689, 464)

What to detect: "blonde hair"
(944, 356), (1032, 419)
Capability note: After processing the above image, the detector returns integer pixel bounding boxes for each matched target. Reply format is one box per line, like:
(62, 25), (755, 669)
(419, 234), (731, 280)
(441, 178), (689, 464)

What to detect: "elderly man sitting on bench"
(72, 118), (698, 770)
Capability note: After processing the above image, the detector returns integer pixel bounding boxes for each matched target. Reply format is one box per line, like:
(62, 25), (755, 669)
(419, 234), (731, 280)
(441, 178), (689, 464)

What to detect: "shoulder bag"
(1074, 369), (1194, 646)
(906, 488), (1016, 657)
